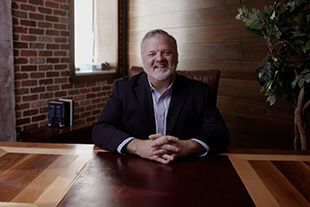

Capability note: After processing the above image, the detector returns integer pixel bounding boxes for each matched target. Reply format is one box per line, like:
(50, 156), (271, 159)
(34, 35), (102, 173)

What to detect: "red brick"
(39, 79), (53, 85)
(54, 37), (67, 43)
(38, 7), (52, 14)
(47, 71), (59, 77)
(20, 4), (36, 11)
(39, 92), (53, 99)
(17, 118), (31, 125)
(54, 10), (67, 16)
(29, 13), (44, 20)
(12, 10), (27, 18)
(29, 0), (43, 6)
(15, 88), (29, 95)
(46, 29), (59, 36)
(55, 64), (67, 70)
(46, 15), (59, 22)
(23, 109), (38, 116)
(23, 94), (39, 102)
(46, 1), (59, 9)
(32, 114), (46, 122)
(29, 28), (44, 35)
(14, 42), (28, 49)
(60, 44), (69, 50)
(39, 51), (52, 56)
(80, 88), (91, 94)
(92, 98), (101, 104)
(54, 77), (67, 83)
(38, 22), (53, 28)
(21, 65), (37, 71)
(21, 35), (37, 41)
(21, 50), (37, 56)
(22, 80), (38, 87)
(16, 103), (30, 111)
(47, 85), (60, 91)
(54, 23), (66, 30)
(30, 86), (45, 93)
(54, 51), (66, 56)
(46, 44), (59, 49)
(61, 84), (73, 90)
(20, 19), (36, 27)
(55, 91), (67, 97)
(15, 73), (29, 79)
(30, 72), (45, 79)
(47, 58), (60, 63)
(68, 89), (79, 95)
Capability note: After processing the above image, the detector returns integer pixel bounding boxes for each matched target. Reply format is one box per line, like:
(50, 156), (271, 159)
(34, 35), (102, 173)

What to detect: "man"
(92, 29), (229, 164)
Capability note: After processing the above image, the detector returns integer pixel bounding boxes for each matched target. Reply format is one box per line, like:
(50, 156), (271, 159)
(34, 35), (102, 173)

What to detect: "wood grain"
(0, 142), (309, 207)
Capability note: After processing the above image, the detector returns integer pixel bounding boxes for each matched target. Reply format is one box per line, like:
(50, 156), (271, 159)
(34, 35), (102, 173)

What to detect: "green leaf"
(242, 5), (248, 16)
(291, 79), (298, 89)
(306, 40), (310, 50)
(237, 8), (243, 15)
(267, 94), (277, 105)
(235, 13), (242, 20)
(270, 10), (276, 20)
(294, 16), (303, 25)
(245, 19), (254, 26)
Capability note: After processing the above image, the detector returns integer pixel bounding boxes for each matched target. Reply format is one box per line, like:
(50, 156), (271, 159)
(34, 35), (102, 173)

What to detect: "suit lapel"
(166, 74), (188, 135)
(135, 73), (156, 134)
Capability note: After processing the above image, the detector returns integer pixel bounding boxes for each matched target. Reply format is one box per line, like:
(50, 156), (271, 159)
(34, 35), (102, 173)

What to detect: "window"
(69, 0), (127, 82)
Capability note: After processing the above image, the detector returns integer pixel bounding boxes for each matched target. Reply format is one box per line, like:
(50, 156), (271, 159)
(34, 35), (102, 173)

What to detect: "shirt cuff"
(117, 137), (134, 155)
(190, 138), (210, 157)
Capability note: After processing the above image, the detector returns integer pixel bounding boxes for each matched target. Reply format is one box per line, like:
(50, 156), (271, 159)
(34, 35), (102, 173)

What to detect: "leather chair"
(129, 66), (221, 104)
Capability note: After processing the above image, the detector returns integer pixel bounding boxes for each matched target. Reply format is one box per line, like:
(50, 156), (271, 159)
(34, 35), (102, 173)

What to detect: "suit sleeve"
(92, 80), (131, 153)
(196, 86), (230, 152)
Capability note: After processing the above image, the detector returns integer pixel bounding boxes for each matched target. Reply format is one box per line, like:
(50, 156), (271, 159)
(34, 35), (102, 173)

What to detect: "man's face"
(141, 34), (178, 81)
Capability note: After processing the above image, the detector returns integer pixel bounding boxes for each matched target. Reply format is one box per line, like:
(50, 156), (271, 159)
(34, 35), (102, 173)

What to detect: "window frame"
(69, 0), (127, 83)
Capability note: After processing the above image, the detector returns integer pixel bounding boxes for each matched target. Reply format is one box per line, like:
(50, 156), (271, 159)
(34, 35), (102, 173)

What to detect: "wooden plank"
(249, 160), (310, 207)
(217, 95), (294, 122)
(11, 154), (78, 203)
(272, 161), (310, 202)
(0, 154), (59, 202)
(128, 24), (259, 45)
(0, 202), (38, 207)
(33, 151), (94, 207)
(228, 156), (280, 207)
(128, 0), (241, 18)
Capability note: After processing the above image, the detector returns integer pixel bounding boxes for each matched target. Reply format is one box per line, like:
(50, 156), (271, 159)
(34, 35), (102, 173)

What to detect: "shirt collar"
(147, 73), (175, 94)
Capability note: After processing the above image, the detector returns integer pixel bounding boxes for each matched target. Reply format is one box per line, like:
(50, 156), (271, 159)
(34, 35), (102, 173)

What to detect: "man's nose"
(155, 52), (164, 62)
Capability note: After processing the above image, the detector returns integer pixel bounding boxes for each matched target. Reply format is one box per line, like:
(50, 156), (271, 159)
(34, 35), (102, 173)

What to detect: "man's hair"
(140, 29), (178, 54)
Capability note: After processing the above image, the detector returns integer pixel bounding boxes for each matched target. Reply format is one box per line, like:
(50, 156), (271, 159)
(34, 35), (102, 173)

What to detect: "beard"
(144, 64), (177, 81)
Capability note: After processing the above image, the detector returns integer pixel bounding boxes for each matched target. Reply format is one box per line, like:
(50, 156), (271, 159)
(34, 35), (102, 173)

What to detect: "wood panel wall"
(127, 0), (294, 149)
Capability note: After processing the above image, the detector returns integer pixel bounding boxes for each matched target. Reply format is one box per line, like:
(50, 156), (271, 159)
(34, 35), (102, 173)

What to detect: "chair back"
(129, 66), (221, 103)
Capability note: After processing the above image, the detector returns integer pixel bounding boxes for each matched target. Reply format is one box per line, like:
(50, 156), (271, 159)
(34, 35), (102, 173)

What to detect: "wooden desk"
(0, 142), (309, 207)
(20, 123), (93, 144)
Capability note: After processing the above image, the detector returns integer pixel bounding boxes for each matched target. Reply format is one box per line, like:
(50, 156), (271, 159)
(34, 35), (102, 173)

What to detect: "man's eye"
(164, 51), (171, 55)
(148, 53), (155, 57)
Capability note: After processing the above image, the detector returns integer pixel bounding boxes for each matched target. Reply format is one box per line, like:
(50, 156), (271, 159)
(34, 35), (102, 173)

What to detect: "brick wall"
(12, 0), (113, 137)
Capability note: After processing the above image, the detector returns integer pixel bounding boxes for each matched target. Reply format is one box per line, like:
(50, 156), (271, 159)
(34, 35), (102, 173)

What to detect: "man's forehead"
(142, 35), (174, 50)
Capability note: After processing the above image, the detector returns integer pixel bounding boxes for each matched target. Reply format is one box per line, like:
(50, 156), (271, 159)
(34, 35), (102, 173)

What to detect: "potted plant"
(236, 0), (310, 150)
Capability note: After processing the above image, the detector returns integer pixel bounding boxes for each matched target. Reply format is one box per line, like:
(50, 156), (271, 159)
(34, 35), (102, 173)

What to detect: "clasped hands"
(126, 133), (204, 164)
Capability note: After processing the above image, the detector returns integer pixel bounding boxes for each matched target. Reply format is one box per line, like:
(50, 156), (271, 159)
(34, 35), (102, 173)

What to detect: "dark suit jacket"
(92, 72), (229, 153)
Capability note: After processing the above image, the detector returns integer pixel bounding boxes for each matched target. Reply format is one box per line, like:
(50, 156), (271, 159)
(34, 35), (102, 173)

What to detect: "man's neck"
(149, 75), (174, 94)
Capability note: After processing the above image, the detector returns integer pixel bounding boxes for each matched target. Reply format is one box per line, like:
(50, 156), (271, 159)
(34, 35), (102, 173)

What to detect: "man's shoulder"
(115, 71), (147, 86)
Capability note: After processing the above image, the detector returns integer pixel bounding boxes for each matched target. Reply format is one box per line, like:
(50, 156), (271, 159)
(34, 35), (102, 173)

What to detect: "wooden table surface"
(0, 142), (309, 207)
